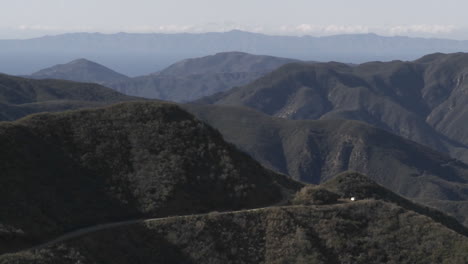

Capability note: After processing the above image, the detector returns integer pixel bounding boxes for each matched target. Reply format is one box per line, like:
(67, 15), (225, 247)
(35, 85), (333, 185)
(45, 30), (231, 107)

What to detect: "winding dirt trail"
(3, 200), (356, 256)
(8, 206), (278, 254)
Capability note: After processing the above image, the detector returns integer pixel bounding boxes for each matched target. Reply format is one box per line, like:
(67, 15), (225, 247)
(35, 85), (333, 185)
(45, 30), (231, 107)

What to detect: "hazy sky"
(2, 0), (468, 39)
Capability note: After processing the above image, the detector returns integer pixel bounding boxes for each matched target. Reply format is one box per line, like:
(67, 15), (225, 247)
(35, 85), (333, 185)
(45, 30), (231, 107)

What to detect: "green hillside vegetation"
(0, 102), (300, 254)
(185, 104), (468, 225)
(198, 52), (468, 163)
(3, 172), (468, 264)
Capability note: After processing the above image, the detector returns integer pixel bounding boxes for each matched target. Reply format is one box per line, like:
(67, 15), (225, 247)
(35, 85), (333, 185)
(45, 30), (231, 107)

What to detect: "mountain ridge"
(3, 71), (468, 226)
(185, 103), (468, 225)
(197, 52), (468, 163)
(0, 73), (141, 121)
(3, 172), (468, 264)
(106, 52), (298, 101)
(3, 72), (468, 226)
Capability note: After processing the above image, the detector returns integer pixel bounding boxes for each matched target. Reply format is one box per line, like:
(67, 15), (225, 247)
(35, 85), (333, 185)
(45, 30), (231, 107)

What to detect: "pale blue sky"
(1, 0), (468, 39)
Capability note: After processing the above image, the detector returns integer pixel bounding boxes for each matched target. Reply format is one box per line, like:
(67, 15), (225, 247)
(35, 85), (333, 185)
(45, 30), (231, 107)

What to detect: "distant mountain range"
(27, 52), (298, 102)
(198, 52), (468, 164)
(107, 52), (298, 101)
(3, 30), (468, 76)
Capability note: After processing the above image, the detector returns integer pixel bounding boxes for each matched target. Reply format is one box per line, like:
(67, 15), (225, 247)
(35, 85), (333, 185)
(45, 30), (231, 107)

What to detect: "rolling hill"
(198, 52), (468, 163)
(0, 102), (300, 254)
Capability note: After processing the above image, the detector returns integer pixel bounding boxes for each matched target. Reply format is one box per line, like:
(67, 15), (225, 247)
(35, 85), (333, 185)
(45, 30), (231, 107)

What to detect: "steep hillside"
(3, 173), (468, 264)
(29, 59), (130, 84)
(0, 102), (300, 254)
(199, 52), (468, 163)
(0, 74), (139, 121)
(185, 104), (468, 225)
(107, 52), (297, 102)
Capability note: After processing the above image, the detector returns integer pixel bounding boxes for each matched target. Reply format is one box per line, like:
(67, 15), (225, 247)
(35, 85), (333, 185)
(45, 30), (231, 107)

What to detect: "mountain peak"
(213, 51), (251, 56)
(69, 58), (96, 64)
(30, 58), (129, 84)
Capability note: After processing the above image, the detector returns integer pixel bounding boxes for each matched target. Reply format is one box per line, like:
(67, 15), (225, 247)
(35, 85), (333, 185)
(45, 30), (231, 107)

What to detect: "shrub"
(292, 186), (339, 205)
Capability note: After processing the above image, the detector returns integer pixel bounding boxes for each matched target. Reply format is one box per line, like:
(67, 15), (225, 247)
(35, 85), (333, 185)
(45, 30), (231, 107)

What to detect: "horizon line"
(1, 29), (467, 42)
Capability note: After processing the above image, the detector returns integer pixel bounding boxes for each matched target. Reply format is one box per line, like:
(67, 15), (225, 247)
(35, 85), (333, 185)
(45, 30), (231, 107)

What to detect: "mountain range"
(27, 52), (297, 102)
(3, 30), (468, 76)
(198, 52), (468, 164)
(186, 104), (468, 225)
(2, 71), (468, 225)
(4, 50), (468, 262)
(107, 52), (297, 102)
(3, 72), (468, 225)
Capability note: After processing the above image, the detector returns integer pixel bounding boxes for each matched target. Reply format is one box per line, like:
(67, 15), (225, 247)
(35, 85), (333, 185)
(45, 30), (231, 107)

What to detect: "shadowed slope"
(185, 104), (468, 225)
(0, 102), (300, 254)
(198, 53), (468, 163)
(3, 173), (468, 264)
